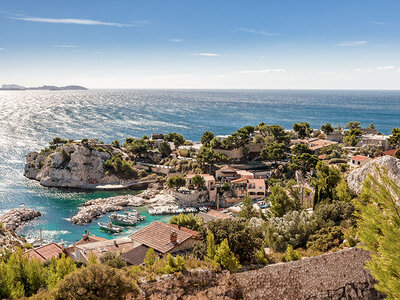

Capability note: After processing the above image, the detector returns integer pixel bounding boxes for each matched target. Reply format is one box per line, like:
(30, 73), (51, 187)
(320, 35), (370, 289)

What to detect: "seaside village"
(1, 120), (400, 297)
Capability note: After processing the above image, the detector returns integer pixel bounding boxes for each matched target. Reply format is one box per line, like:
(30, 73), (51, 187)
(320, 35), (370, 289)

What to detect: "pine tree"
(354, 166), (400, 299)
(144, 248), (158, 270)
(214, 239), (241, 272)
(206, 231), (217, 260)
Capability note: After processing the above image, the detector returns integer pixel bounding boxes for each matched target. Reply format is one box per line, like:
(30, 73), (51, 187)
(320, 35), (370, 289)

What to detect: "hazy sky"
(1, 0), (400, 89)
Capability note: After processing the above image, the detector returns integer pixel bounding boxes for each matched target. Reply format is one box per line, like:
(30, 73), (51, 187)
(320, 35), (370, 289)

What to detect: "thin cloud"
(11, 16), (139, 27)
(194, 53), (220, 57)
(168, 38), (183, 42)
(239, 68), (286, 74)
(376, 66), (395, 70)
(370, 21), (386, 26)
(336, 40), (367, 47)
(236, 28), (279, 36)
(54, 45), (78, 48)
(0, 48), (4, 50)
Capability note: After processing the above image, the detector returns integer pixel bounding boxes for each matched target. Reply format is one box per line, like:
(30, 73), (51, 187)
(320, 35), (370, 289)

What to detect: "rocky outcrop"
(24, 143), (124, 188)
(71, 187), (178, 224)
(130, 248), (382, 300)
(0, 208), (41, 231)
(347, 156), (400, 194)
(0, 208), (41, 249)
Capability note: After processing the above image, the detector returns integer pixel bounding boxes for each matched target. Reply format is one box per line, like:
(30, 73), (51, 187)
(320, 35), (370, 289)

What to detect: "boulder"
(346, 156), (400, 194)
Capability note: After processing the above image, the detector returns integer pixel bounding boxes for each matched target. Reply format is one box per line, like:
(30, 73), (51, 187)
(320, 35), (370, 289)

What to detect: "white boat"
(98, 221), (124, 233)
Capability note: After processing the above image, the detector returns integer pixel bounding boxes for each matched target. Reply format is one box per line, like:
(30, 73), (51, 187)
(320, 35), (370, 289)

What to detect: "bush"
(24, 243), (33, 250)
(55, 264), (135, 300)
(306, 226), (344, 252)
(169, 213), (203, 231)
(166, 175), (186, 190)
(99, 252), (126, 269)
(164, 254), (186, 273)
(0, 222), (4, 232)
(214, 239), (241, 272)
(282, 245), (301, 262)
(104, 154), (137, 179)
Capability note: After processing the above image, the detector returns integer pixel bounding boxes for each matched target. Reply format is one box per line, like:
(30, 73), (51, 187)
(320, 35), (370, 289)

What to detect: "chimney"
(170, 231), (178, 244)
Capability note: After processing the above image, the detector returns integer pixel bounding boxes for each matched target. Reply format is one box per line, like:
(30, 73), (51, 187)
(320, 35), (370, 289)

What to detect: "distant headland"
(0, 84), (88, 91)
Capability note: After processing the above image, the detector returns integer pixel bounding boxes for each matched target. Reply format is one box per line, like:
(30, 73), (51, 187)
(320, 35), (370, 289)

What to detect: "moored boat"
(98, 221), (124, 233)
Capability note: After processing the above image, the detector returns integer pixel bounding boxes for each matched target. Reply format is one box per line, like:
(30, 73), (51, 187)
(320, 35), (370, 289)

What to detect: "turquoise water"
(0, 89), (399, 243)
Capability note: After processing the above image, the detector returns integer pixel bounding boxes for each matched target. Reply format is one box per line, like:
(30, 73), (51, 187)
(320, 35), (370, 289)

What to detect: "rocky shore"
(71, 186), (179, 225)
(0, 208), (41, 249)
(0, 208), (42, 231)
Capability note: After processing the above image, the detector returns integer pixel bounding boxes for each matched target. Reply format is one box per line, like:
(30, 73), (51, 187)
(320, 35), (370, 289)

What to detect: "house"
(215, 166), (238, 182)
(350, 155), (372, 166)
(247, 178), (266, 199)
(236, 170), (254, 179)
(65, 237), (138, 264)
(377, 149), (399, 158)
(357, 134), (391, 151)
(360, 128), (378, 135)
(120, 244), (152, 266)
(73, 232), (107, 246)
(290, 138), (337, 154)
(24, 243), (64, 262)
(129, 221), (199, 258)
(326, 129), (344, 142)
(151, 133), (164, 140)
(198, 209), (232, 224)
(186, 174), (217, 201)
(230, 177), (248, 198)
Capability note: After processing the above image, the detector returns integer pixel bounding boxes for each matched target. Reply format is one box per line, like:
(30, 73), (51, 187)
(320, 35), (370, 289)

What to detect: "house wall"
(136, 163), (174, 175)
(166, 189), (209, 204)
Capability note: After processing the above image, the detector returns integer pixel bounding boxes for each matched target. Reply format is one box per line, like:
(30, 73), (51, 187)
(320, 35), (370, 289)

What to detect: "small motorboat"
(98, 221), (124, 233)
(110, 213), (138, 226)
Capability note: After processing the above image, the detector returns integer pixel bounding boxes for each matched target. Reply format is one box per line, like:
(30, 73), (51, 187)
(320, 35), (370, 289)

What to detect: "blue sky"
(0, 0), (400, 89)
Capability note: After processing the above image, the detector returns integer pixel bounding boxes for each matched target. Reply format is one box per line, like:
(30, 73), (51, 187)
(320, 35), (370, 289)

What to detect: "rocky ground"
(0, 208), (41, 249)
(346, 155), (400, 194)
(71, 185), (179, 225)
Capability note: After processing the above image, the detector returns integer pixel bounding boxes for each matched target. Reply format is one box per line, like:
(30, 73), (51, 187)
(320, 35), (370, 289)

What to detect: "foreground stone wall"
(135, 247), (383, 300)
(235, 247), (382, 300)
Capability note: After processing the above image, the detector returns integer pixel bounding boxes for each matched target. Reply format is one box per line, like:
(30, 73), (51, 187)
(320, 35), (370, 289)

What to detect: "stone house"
(350, 155), (372, 167)
(186, 174), (217, 201)
(247, 178), (266, 199)
(23, 243), (64, 262)
(357, 134), (391, 151)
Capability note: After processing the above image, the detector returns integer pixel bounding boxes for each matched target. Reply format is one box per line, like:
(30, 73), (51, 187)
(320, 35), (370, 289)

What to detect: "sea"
(0, 89), (399, 245)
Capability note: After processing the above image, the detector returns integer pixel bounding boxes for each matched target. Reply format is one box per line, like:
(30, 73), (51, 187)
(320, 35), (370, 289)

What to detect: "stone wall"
(166, 189), (209, 204)
(134, 247), (383, 300)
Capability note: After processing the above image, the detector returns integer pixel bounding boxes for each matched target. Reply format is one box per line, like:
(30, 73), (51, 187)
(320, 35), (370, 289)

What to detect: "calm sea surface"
(0, 89), (399, 244)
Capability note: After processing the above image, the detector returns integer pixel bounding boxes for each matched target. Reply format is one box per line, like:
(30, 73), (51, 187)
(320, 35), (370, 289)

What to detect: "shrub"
(24, 243), (33, 250)
(104, 154), (137, 179)
(166, 175), (186, 190)
(144, 248), (158, 270)
(282, 245), (301, 262)
(99, 252), (126, 269)
(164, 254), (186, 273)
(111, 140), (120, 148)
(306, 226), (344, 252)
(54, 264), (135, 300)
(214, 239), (241, 272)
(255, 249), (269, 265)
(0, 222), (4, 232)
(169, 213), (203, 231)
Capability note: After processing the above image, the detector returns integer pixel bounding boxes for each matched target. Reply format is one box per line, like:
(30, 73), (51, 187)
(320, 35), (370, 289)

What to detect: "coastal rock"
(70, 187), (176, 224)
(346, 155), (400, 194)
(0, 208), (41, 231)
(24, 143), (122, 188)
(0, 208), (41, 249)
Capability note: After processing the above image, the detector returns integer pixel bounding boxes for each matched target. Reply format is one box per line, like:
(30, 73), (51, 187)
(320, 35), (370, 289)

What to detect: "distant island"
(0, 84), (88, 91)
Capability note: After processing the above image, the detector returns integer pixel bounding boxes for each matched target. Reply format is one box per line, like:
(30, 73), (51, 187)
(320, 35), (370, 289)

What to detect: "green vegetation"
(124, 136), (152, 162)
(169, 213), (204, 231)
(166, 175), (186, 190)
(191, 174), (205, 189)
(282, 245), (301, 262)
(104, 153), (137, 179)
(201, 131), (214, 146)
(388, 128), (400, 148)
(321, 123), (334, 135)
(269, 184), (300, 217)
(111, 139), (120, 148)
(293, 122), (312, 139)
(260, 142), (285, 166)
(158, 141), (172, 157)
(238, 196), (258, 220)
(164, 132), (185, 147)
(343, 121), (362, 146)
(354, 166), (400, 299)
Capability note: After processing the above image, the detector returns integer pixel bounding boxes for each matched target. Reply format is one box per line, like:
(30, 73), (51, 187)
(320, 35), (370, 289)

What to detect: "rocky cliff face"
(346, 156), (400, 194)
(24, 143), (123, 188)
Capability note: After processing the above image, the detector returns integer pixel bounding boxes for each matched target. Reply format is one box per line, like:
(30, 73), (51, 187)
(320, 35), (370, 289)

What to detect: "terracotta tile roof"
(129, 221), (195, 254)
(24, 243), (63, 262)
(206, 209), (232, 219)
(219, 166), (237, 173)
(74, 235), (107, 246)
(165, 223), (199, 238)
(186, 174), (215, 181)
(230, 177), (248, 184)
(380, 149), (399, 157)
(351, 155), (370, 161)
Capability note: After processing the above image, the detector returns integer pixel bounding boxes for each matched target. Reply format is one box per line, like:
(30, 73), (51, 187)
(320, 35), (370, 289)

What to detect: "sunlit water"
(0, 89), (399, 244)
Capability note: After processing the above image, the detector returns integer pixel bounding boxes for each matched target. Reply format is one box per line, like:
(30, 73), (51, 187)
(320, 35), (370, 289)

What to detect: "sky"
(0, 0), (400, 89)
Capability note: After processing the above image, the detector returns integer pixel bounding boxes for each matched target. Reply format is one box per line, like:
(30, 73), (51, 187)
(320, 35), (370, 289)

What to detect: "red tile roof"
(230, 177), (248, 184)
(24, 243), (63, 262)
(164, 223), (199, 238)
(129, 221), (196, 254)
(381, 149), (399, 157)
(206, 209), (232, 219)
(351, 155), (370, 162)
(74, 235), (107, 246)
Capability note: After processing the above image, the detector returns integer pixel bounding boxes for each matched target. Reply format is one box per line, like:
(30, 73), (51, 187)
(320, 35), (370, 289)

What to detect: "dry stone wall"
(135, 247), (383, 300)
